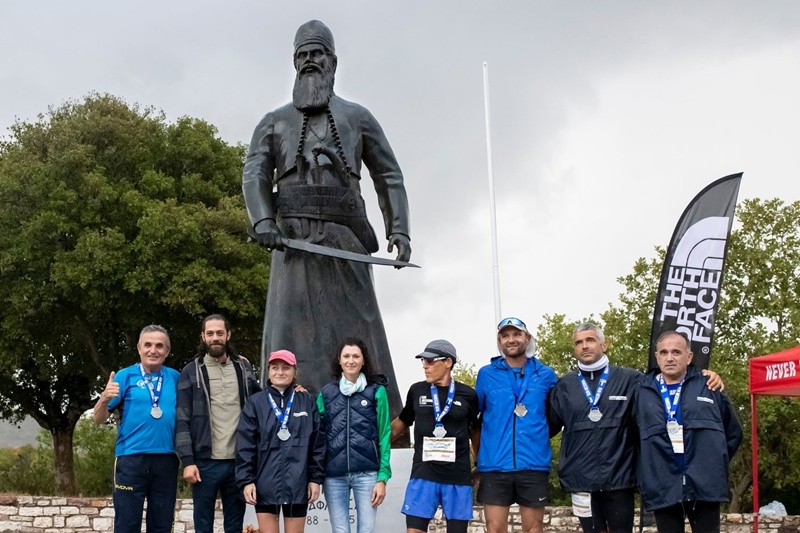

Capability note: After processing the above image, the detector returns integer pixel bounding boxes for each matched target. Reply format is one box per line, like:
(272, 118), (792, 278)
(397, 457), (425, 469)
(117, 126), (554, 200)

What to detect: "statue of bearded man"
(243, 20), (411, 419)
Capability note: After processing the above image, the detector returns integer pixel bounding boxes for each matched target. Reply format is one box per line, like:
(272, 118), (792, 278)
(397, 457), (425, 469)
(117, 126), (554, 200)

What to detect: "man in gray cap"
(243, 19), (411, 417)
(391, 340), (480, 533)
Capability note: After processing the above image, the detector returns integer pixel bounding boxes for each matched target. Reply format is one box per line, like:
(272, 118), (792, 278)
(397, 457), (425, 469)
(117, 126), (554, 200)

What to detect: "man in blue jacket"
(635, 331), (742, 533)
(176, 315), (261, 533)
(474, 317), (558, 533)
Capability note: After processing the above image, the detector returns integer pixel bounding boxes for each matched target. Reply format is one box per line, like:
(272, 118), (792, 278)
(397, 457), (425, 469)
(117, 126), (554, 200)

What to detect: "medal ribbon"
(657, 374), (685, 421)
(578, 365), (609, 412)
(430, 380), (456, 428)
(507, 358), (532, 405)
(267, 389), (295, 432)
(138, 363), (163, 408)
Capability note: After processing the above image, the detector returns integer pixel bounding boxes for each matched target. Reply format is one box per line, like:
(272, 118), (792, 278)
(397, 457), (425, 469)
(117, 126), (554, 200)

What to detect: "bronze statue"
(243, 20), (411, 419)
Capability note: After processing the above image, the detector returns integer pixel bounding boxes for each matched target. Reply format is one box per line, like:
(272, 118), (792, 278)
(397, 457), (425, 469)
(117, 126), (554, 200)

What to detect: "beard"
(293, 64), (335, 112)
(204, 341), (227, 359)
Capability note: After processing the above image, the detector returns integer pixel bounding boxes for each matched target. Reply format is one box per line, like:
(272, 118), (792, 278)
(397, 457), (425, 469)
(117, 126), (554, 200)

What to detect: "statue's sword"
(247, 228), (420, 268)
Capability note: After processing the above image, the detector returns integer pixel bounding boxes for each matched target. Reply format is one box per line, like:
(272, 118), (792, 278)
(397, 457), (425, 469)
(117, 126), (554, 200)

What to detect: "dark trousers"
(113, 453), (179, 533)
(192, 459), (246, 533)
(653, 501), (721, 533)
(578, 488), (636, 533)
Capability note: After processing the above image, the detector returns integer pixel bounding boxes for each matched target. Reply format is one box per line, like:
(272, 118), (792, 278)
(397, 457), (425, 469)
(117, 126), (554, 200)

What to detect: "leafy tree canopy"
(0, 93), (270, 493)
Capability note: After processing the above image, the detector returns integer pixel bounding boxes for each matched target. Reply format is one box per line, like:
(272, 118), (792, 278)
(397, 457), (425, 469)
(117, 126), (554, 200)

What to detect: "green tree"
(0, 94), (270, 494)
(715, 198), (800, 512)
(600, 253), (665, 371)
(452, 361), (477, 387)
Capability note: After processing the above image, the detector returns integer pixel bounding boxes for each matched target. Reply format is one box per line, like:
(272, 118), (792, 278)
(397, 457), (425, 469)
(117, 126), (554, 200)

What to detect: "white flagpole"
(483, 62), (502, 325)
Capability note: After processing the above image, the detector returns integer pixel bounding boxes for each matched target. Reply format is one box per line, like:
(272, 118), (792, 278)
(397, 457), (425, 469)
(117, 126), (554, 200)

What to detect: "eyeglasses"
(497, 317), (527, 330)
(421, 357), (447, 365)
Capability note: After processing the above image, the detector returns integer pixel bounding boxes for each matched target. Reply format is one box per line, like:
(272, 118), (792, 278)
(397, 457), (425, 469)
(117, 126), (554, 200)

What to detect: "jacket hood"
(490, 354), (542, 371)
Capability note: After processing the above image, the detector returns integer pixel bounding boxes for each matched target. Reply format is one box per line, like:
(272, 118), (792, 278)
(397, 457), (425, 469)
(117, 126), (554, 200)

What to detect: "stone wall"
(1, 494), (799, 533)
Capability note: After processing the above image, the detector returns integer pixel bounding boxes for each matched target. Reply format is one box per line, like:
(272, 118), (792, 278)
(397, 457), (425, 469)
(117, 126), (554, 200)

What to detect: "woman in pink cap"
(236, 350), (326, 533)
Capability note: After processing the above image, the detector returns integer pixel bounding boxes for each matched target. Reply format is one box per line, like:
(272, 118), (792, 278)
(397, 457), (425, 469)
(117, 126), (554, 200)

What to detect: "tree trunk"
(729, 470), (752, 513)
(52, 427), (77, 496)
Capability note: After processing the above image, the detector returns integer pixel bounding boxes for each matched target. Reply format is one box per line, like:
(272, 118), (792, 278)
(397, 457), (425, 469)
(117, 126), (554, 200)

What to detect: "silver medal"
(666, 420), (680, 434)
(432, 425), (447, 438)
(150, 406), (163, 419)
(514, 404), (528, 417)
(588, 409), (602, 422)
(278, 428), (291, 441)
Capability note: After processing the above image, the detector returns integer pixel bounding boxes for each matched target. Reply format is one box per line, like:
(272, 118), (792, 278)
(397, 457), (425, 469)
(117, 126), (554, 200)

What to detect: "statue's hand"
(388, 233), (411, 265)
(254, 219), (285, 251)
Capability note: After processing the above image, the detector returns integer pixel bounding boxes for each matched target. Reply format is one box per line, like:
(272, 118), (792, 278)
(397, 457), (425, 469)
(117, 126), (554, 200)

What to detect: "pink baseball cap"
(268, 350), (297, 366)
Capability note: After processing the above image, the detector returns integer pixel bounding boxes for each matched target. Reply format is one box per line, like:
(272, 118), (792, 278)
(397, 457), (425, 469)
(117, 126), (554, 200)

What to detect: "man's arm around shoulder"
(176, 362), (197, 473)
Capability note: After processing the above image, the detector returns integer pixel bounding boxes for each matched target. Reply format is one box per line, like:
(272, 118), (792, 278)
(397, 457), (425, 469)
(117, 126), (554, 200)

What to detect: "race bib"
(422, 437), (456, 462)
(571, 492), (592, 518)
(668, 424), (684, 454)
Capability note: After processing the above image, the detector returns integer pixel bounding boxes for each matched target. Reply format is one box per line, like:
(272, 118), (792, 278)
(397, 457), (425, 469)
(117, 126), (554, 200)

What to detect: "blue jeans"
(192, 459), (245, 533)
(324, 471), (378, 533)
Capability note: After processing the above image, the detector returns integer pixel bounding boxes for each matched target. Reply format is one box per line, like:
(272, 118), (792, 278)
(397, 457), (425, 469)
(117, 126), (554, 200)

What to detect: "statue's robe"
(243, 94), (410, 419)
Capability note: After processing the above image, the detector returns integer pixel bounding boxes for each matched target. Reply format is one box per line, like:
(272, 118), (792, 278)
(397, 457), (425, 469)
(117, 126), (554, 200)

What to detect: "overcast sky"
(2, 1), (799, 396)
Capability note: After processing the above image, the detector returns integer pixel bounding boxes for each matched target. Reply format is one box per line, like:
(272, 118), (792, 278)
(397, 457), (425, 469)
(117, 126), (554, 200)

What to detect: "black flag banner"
(648, 173), (742, 371)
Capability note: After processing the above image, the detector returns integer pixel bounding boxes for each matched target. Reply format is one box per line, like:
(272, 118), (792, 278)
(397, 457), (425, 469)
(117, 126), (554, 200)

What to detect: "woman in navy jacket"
(317, 337), (392, 533)
(236, 350), (326, 533)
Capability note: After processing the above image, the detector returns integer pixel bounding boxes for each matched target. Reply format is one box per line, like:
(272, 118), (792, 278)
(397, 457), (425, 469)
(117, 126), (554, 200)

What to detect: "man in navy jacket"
(635, 331), (742, 533)
(176, 315), (261, 533)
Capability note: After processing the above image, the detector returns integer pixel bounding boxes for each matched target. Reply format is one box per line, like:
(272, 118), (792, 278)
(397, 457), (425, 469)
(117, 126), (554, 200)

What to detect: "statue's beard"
(293, 66), (335, 112)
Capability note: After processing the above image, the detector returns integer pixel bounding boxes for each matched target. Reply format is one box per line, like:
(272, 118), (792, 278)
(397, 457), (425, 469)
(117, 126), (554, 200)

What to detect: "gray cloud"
(2, 0), (799, 393)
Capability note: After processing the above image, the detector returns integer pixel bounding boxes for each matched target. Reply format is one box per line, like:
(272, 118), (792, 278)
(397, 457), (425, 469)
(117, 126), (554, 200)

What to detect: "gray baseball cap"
(415, 339), (458, 362)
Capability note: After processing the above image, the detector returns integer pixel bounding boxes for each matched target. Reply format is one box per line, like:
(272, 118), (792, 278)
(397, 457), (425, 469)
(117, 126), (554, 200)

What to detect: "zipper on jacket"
(346, 397), (351, 472)
(512, 410), (517, 469)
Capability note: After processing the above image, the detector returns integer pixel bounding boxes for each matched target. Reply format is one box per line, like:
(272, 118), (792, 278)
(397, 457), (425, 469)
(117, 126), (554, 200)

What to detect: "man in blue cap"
(474, 317), (558, 533)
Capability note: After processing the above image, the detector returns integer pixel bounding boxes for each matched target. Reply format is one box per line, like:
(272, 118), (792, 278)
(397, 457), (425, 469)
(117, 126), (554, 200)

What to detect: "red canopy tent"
(749, 345), (800, 532)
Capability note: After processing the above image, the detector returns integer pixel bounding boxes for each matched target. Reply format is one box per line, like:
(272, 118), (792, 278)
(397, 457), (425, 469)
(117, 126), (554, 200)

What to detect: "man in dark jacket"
(548, 323), (641, 533)
(548, 324), (725, 533)
(635, 331), (742, 533)
(176, 314), (261, 533)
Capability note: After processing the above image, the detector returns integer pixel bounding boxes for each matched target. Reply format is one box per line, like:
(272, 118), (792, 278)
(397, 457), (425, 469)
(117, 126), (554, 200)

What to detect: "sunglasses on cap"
(497, 317), (527, 330)
(420, 356), (448, 364)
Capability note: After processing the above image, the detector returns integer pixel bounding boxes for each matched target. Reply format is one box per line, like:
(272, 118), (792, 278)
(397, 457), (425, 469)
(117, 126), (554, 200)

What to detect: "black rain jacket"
(548, 365), (641, 492)
(235, 386), (326, 505)
(635, 366), (742, 510)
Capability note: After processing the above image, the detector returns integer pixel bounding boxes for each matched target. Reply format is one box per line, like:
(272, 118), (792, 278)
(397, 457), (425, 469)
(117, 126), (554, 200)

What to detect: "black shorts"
(477, 470), (550, 507)
(255, 503), (307, 517)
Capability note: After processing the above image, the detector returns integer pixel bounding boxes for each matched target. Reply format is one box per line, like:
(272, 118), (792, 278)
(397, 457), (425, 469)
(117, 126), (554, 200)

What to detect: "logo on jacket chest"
(418, 396), (461, 407)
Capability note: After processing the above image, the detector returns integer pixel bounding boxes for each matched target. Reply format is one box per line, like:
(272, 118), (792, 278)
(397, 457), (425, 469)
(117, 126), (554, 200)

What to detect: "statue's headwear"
(294, 20), (335, 54)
